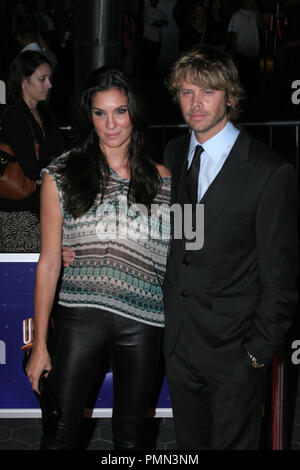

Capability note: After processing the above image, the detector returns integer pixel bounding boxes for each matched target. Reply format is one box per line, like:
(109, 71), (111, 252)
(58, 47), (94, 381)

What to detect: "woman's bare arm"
(26, 172), (63, 393)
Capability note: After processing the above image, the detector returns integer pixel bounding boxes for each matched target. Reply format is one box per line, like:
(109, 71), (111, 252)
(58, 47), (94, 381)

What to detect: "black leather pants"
(40, 306), (163, 450)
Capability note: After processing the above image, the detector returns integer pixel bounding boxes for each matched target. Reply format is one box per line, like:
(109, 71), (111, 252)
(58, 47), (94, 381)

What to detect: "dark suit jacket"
(163, 127), (298, 375)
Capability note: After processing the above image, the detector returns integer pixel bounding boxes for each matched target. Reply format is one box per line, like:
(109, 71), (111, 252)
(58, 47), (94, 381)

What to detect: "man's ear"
(225, 91), (231, 108)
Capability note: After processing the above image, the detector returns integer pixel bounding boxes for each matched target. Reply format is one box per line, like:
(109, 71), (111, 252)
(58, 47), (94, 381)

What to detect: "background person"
(26, 66), (171, 450)
(227, 0), (262, 115)
(182, 0), (207, 51)
(16, 14), (58, 73)
(0, 50), (64, 252)
(142, 0), (168, 82)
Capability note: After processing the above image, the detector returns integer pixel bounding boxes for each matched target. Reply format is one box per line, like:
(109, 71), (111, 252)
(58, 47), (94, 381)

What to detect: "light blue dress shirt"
(187, 122), (240, 202)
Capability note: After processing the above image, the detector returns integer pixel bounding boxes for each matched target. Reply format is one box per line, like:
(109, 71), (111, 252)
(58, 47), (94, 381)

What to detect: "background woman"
(182, 0), (207, 51)
(0, 50), (64, 252)
(26, 66), (171, 450)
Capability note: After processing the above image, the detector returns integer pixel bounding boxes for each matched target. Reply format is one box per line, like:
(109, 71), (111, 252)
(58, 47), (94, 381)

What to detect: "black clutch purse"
(22, 349), (62, 427)
(39, 371), (61, 415)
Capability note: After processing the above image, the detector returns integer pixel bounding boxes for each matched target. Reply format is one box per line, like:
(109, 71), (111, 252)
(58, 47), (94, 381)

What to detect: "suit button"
(182, 258), (189, 266)
(180, 291), (188, 298)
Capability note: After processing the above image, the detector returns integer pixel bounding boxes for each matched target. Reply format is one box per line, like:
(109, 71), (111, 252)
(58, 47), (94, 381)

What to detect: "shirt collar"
(189, 122), (239, 163)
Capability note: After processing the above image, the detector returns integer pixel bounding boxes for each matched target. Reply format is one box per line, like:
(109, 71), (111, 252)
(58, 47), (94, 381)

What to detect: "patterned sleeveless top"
(42, 153), (171, 327)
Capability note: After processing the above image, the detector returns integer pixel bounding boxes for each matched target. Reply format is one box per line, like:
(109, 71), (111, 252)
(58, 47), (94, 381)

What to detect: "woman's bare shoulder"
(155, 163), (171, 177)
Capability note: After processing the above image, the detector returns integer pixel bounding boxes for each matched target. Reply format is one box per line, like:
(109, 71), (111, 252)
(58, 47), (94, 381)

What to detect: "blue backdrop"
(0, 257), (172, 416)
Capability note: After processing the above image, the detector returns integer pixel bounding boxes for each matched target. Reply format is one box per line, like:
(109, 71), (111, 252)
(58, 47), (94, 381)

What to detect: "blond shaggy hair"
(167, 45), (246, 121)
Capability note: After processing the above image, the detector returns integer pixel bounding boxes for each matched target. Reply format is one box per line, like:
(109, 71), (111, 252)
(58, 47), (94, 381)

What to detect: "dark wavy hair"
(59, 66), (161, 218)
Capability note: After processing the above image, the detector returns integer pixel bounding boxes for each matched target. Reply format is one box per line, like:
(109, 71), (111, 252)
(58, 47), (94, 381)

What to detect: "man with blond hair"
(163, 45), (297, 449)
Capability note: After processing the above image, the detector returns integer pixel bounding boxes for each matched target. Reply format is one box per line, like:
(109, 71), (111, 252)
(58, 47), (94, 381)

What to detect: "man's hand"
(62, 246), (76, 267)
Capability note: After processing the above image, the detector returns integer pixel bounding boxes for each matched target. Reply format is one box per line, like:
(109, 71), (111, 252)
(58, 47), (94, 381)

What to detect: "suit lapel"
(175, 134), (190, 205)
(200, 128), (254, 235)
(171, 134), (190, 252)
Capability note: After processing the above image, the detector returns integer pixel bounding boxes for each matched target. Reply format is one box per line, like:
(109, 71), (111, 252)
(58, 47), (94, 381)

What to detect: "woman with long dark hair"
(0, 50), (64, 252)
(26, 66), (171, 449)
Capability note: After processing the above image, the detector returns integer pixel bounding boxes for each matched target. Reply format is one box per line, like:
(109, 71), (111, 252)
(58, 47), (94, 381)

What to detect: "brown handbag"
(0, 106), (37, 200)
(0, 142), (36, 200)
